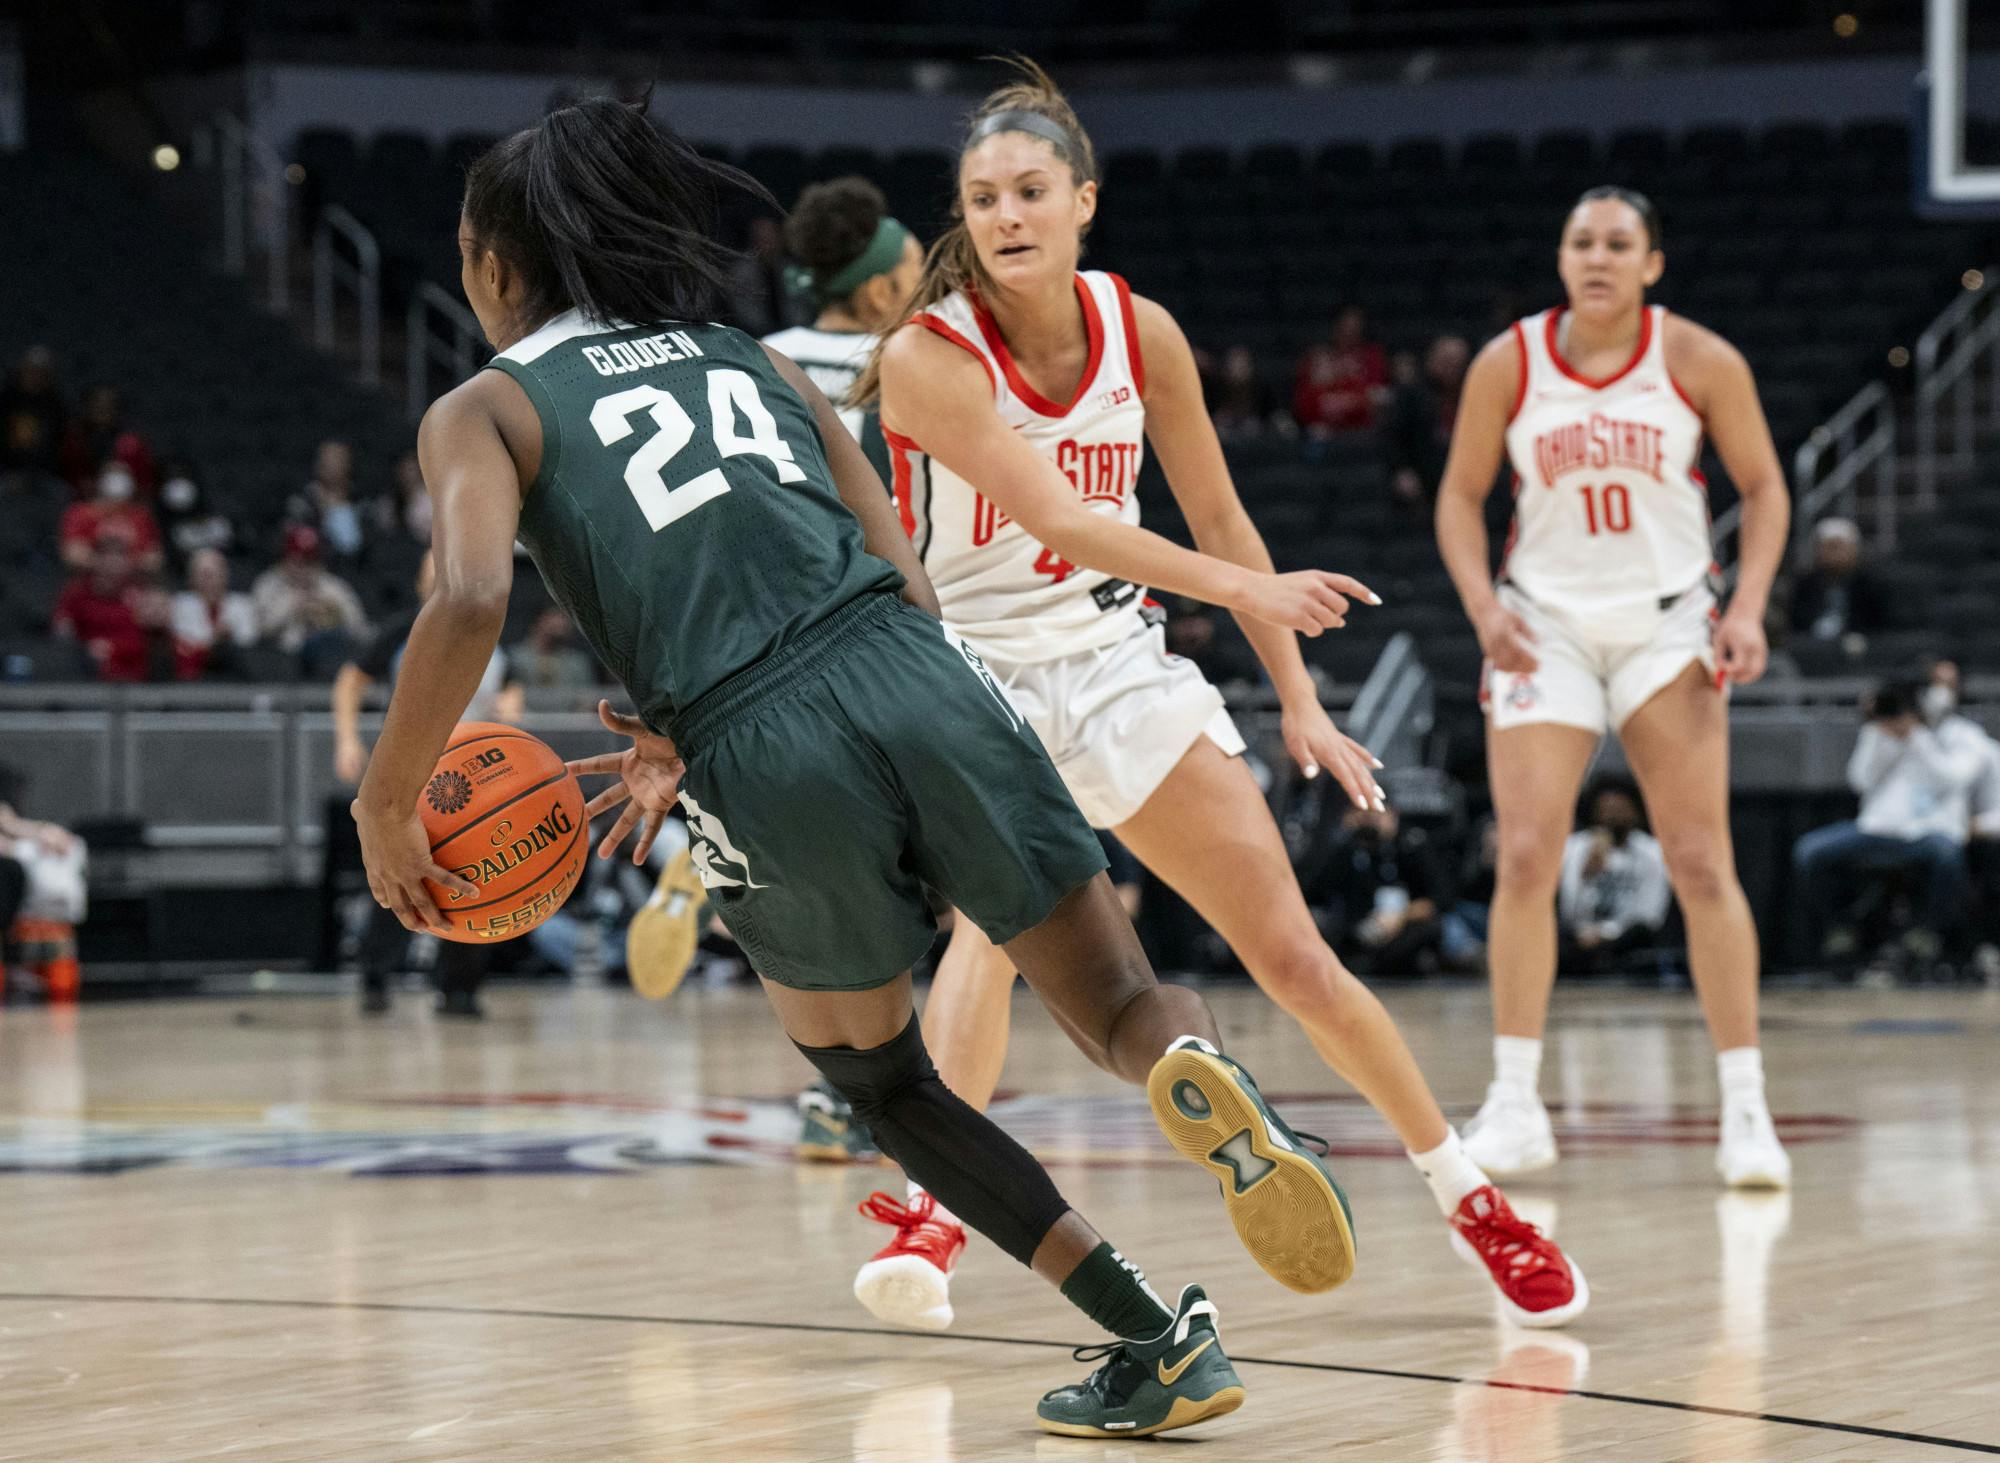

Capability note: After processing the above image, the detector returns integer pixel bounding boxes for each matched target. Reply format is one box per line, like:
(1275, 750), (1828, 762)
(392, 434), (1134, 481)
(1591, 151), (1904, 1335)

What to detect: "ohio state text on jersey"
(1501, 305), (1713, 635)
(885, 271), (1148, 662)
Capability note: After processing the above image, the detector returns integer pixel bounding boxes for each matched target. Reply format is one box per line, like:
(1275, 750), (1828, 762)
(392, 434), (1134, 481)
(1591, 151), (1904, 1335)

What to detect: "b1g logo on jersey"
(679, 792), (767, 891)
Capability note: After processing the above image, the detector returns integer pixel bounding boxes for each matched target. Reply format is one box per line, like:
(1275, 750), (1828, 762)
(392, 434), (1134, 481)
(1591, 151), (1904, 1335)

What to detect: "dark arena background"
(3, 3), (1999, 1458)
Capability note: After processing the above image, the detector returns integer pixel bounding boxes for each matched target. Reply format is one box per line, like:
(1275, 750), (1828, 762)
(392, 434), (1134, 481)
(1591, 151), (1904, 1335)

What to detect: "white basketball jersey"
(761, 325), (871, 441)
(1501, 305), (1713, 634)
(885, 271), (1148, 662)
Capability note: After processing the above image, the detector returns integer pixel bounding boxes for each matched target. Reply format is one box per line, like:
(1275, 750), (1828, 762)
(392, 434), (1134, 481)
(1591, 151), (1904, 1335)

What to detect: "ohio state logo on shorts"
(1507, 675), (1540, 710)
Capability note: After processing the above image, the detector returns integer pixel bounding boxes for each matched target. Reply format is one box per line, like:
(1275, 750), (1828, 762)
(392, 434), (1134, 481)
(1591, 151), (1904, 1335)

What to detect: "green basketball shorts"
(664, 592), (1108, 991)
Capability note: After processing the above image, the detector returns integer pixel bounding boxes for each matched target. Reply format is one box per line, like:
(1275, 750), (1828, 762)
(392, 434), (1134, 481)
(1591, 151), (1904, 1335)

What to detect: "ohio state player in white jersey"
(1436, 187), (1793, 1191)
(844, 59), (1588, 1338)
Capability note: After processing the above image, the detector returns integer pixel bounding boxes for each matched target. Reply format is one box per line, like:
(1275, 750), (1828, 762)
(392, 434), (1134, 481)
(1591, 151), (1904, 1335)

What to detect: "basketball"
(416, 722), (587, 943)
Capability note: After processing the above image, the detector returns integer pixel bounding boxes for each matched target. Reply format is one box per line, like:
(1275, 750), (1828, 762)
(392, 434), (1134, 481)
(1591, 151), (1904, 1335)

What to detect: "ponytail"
(463, 95), (775, 328)
(850, 56), (1096, 410)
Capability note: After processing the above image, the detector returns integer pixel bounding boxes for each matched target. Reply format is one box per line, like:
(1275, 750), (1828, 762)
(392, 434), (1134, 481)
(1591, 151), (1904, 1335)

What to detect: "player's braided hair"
(463, 93), (774, 330)
(850, 57), (1096, 408)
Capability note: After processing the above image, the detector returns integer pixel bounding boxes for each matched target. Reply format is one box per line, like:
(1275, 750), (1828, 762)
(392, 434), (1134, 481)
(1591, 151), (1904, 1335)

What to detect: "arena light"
(1889, 346), (1912, 367)
(284, 163), (306, 185)
(1833, 13), (1859, 37)
(152, 143), (180, 172)
(1965, 269), (1987, 290)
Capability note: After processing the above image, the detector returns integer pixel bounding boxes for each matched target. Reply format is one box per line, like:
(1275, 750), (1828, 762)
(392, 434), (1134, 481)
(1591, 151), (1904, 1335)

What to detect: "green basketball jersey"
(485, 310), (903, 729)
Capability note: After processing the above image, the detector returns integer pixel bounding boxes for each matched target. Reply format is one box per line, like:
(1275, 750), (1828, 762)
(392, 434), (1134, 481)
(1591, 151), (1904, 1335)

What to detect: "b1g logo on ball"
(425, 770), (473, 815)
(461, 747), (508, 774)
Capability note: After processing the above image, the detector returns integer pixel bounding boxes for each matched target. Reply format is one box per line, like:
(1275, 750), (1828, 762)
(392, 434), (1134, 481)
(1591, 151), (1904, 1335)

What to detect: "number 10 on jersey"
(1579, 482), (1632, 536)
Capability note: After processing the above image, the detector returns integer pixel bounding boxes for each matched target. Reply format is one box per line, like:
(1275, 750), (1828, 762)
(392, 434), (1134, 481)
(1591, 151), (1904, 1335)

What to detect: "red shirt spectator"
(1293, 307), (1389, 433)
(59, 384), (156, 498)
(52, 535), (160, 683)
(59, 464), (163, 573)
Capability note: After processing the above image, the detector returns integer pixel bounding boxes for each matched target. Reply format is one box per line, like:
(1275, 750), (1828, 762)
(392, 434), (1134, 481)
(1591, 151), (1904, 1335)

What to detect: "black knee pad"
(795, 1013), (1070, 1265)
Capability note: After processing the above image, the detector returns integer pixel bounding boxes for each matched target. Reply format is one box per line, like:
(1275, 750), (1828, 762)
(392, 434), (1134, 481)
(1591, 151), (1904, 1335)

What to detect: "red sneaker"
(1448, 1185), (1590, 1328)
(853, 1191), (967, 1331)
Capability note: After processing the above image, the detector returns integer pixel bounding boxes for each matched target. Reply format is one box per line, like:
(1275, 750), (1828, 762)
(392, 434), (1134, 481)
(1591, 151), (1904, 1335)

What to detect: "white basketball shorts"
(1482, 582), (1719, 736)
(976, 616), (1246, 829)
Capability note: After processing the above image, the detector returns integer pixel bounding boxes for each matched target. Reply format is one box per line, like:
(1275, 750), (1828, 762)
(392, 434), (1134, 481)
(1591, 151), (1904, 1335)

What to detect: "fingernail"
(1365, 592), (1383, 605)
(1370, 757), (1384, 769)
(1303, 764), (1319, 779)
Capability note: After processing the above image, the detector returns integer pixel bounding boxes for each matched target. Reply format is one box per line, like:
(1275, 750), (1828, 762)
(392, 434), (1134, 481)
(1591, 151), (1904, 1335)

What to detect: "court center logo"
(942, 625), (1024, 732)
(679, 792), (767, 890)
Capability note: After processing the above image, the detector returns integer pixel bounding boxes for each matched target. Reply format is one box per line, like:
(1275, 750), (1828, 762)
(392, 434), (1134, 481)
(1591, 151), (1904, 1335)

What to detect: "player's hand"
(566, 700), (685, 864)
(1281, 697), (1385, 811)
(1475, 601), (1539, 674)
(1713, 608), (1768, 685)
(334, 736), (366, 785)
(351, 802), (478, 937)
(1239, 570), (1380, 637)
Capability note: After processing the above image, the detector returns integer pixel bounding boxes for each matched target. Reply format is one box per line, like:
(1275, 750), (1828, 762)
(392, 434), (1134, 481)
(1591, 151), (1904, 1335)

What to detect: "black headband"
(967, 108), (1080, 167)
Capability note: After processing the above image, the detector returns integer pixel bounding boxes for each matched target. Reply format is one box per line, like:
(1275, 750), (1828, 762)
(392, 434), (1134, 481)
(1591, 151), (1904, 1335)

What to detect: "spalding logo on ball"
(415, 722), (586, 944)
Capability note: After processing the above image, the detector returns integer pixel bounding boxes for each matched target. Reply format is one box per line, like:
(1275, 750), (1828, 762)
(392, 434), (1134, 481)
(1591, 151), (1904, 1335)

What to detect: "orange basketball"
(416, 722), (587, 944)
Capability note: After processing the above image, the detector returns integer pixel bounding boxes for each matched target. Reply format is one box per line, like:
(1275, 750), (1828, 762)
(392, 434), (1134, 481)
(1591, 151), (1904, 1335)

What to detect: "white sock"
(1493, 1035), (1544, 1103)
(1717, 1047), (1767, 1113)
(1408, 1127), (1488, 1217)
(906, 1180), (960, 1230)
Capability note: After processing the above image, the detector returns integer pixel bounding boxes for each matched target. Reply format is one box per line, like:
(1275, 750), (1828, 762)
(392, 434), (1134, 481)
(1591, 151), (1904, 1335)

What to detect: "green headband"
(791, 215), (912, 304)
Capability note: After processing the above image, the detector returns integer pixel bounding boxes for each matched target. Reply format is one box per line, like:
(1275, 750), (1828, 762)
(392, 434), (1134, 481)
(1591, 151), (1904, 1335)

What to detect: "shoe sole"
(1146, 1048), (1357, 1294)
(1449, 1232), (1591, 1328)
(1037, 1386), (1246, 1438)
(854, 1254), (954, 1331)
(1463, 1134), (1558, 1178)
(1717, 1160), (1791, 1190)
(626, 850), (706, 1001)
(796, 1140), (882, 1164)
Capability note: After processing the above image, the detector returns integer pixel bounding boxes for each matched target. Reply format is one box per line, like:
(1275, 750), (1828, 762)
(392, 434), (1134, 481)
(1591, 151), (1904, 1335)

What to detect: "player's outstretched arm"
(760, 343), (943, 620)
(1435, 330), (1538, 674)
(1133, 294), (1383, 809)
(352, 374), (523, 933)
(881, 325), (1355, 637)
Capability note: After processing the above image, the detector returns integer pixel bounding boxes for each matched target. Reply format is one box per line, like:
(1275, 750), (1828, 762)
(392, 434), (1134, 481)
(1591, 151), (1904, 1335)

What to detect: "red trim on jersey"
(1109, 272), (1146, 397)
(1544, 305), (1653, 391)
(1668, 368), (1703, 419)
(912, 313), (997, 395)
(883, 427), (921, 539)
(1506, 319), (1531, 423)
(969, 274), (1106, 419)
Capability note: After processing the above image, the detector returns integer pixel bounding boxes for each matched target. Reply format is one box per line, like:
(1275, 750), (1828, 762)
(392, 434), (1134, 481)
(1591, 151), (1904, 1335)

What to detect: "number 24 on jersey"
(589, 368), (804, 532)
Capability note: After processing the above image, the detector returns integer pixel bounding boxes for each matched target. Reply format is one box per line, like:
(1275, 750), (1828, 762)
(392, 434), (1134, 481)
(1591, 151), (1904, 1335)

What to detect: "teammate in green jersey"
(351, 96), (1363, 1438)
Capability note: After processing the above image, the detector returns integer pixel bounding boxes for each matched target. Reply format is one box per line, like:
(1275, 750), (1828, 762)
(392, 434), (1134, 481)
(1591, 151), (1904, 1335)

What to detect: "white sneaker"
(1461, 1084), (1558, 1176)
(1716, 1105), (1791, 1189)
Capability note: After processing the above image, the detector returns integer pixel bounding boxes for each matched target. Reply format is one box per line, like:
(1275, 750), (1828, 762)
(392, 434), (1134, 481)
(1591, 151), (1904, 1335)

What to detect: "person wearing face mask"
(1557, 778), (1671, 975)
(1791, 670), (1991, 974)
(58, 462), (163, 574)
(156, 465), (235, 571)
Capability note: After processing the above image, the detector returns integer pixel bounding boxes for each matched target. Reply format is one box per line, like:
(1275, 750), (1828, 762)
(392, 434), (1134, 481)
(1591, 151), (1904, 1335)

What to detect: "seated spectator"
(59, 462), (163, 574)
(1293, 306), (1388, 435)
(1309, 804), (1447, 975)
(58, 383), (155, 498)
(509, 607), (597, 695)
(252, 524), (370, 679)
(289, 439), (367, 568)
(373, 450), (433, 548)
(1441, 815), (1498, 972)
(156, 463), (234, 571)
(1210, 346), (1277, 440)
(0, 345), (66, 477)
(1789, 518), (1889, 644)
(1558, 778), (1672, 974)
(170, 548), (259, 681)
(1386, 334), (1469, 506)
(1792, 676), (1991, 969)
(52, 531), (167, 682)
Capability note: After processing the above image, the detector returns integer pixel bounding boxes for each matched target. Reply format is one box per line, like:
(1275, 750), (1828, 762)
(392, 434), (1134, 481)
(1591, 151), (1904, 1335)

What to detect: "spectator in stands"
(52, 530), (167, 683)
(0, 345), (66, 477)
(58, 384), (155, 498)
(289, 439), (367, 568)
(1210, 346), (1278, 440)
(1386, 334), (1470, 506)
(1441, 816), (1499, 972)
(1558, 777), (1672, 974)
(729, 216), (792, 336)
(155, 463), (234, 572)
(59, 462), (163, 574)
(1293, 305), (1388, 435)
(373, 450), (433, 547)
(1791, 676), (1987, 969)
(1789, 517), (1889, 645)
(252, 524), (370, 679)
(170, 548), (259, 681)
(1308, 803), (1448, 975)
(509, 606), (596, 696)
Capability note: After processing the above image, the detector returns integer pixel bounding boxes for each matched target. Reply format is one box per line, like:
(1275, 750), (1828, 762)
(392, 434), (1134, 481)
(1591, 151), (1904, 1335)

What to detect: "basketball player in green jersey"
(350, 97), (1370, 1438)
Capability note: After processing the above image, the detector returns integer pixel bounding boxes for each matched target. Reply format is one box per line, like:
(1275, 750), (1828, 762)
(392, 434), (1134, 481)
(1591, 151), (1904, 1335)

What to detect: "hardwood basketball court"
(2, 981), (1995, 1460)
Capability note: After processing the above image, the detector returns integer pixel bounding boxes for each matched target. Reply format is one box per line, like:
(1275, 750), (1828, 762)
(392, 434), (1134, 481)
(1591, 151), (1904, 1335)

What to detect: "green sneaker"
(1036, 1284), (1245, 1438)
(796, 1080), (880, 1163)
(1146, 1037), (1357, 1293)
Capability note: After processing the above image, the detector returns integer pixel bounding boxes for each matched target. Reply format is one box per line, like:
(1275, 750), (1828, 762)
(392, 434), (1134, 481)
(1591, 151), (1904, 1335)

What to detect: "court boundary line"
(2, 1290), (1994, 1454)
